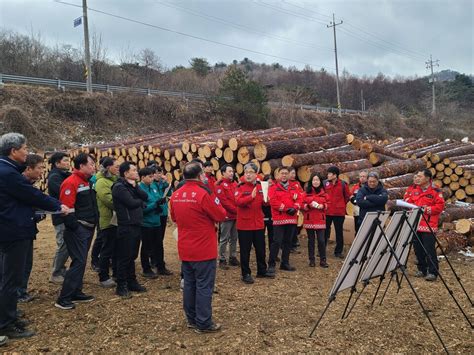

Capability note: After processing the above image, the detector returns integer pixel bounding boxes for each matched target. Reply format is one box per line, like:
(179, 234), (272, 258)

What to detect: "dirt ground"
(5, 218), (473, 353)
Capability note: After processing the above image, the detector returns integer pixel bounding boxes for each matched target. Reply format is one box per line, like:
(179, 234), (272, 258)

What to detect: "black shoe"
(54, 299), (76, 310)
(241, 274), (255, 284)
(256, 272), (275, 279)
(71, 292), (94, 303)
(128, 282), (147, 293)
(290, 248), (301, 254)
(194, 323), (222, 334)
(14, 319), (31, 328)
(280, 264), (296, 271)
(229, 257), (240, 266)
(142, 271), (158, 279)
(309, 260), (316, 267)
(187, 322), (197, 329)
(116, 285), (132, 299)
(219, 260), (229, 270)
(320, 260), (329, 268)
(157, 268), (173, 276)
(334, 253), (345, 259)
(0, 324), (35, 339)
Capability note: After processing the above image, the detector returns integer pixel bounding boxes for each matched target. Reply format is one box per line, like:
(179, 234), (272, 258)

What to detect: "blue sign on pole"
(74, 17), (82, 28)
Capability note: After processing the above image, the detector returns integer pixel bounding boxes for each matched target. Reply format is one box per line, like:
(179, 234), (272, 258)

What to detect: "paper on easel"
(395, 200), (418, 209)
(260, 181), (269, 202)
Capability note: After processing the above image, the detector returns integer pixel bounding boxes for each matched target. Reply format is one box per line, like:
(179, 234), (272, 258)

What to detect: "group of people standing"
(0, 131), (446, 341)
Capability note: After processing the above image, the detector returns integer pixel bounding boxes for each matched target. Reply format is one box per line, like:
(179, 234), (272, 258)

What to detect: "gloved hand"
(157, 197), (166, 205)
(155, 201), (163, 213)
(286, 208), (297, 216)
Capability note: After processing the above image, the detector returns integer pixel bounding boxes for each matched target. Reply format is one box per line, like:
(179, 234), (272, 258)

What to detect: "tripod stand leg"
(343, 283), (368, 320)
(370, 276), (385, 306)
(309, 299), (333, 337)
(379, 272), (396, 306)
(341, 287), (357, 319)
(379, 225), (449, 354)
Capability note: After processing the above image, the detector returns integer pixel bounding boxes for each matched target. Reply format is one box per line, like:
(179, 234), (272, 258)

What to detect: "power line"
(54, 0), (334, 70)
(256, 0), (427, 61)
(157, 1), (333, 51)
(283, 0), (428, 58)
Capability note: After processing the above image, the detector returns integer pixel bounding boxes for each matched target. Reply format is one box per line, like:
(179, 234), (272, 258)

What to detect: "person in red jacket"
(303, 173), (329, 268)
(324, 166), (350, 258)
(404, 169), (445, 281)
(170, 162), (227, 333)
(203, 161), (217, 194)
(235, 163), (274, 284)
(267, 166), (303, 275)
(215, 164), (239, 269)
(403, 173), (421, 201)
(288, 167), (304, 252)
(349, 171), (368, 235)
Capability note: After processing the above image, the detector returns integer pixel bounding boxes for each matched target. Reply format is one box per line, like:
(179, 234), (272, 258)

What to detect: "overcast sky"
(1, 0), (472, 78)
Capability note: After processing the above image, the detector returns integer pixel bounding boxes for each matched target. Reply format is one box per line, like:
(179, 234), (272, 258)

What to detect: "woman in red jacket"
(303, 173), (329, 268)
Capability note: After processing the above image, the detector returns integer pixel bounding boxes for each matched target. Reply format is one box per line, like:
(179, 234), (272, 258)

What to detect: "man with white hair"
(0, 133), (68, 339)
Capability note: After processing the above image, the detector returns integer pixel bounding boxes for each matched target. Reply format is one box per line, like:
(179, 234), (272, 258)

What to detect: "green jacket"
(139, 181), (162, 228)
(95, 171), (118, 230)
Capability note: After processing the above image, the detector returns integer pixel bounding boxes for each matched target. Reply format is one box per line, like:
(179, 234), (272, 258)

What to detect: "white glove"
(311, 201), (319, 209)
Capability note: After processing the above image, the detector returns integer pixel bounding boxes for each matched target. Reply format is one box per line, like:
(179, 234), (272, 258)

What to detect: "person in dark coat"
(112, 162), (148, 298)
(355, 172), (388, 224)
(47, 152), (71, 284)
(0, 133), (66, 339)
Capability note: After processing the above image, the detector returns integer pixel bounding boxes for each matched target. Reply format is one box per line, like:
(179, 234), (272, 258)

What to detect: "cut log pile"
(35, 129), (473, 250)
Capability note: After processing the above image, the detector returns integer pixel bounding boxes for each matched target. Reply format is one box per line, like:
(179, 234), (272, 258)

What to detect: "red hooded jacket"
(404, 184), (445, 233)
(170, 180), (226, 261)
(214, 178), (237, 220)
(269, 180), (303, 226)
(235, 181), (265, 230)
(324, 179), (350, 216)
(303, 188), (328, 230)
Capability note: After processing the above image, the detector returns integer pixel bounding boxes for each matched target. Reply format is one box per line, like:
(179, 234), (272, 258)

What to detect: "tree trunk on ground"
(254, 133), (347, 161)
(297, 159), (372, 182)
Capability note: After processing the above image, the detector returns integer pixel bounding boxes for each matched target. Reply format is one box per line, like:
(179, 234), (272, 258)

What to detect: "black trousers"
(0, 239), (29, 329)
(413, 232), (438, 276)
(325, 215), (345, 255)
(98, 227), (118, 282)
(307, 229), (326, 262)
(141, 226), (164, 272)
(116, 225), (141, 286)
(59, 225), (95, 301)
(151, 216), (168, 268)
(91, 227), (103, 267)
(268, 224), (295, 267)
(354, 216), (361, 236)
(238, 229), (267, 276)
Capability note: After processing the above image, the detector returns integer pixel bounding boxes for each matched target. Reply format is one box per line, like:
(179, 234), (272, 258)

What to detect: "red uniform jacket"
(324, 179), (350, 216)
(350, 182), (362, 197)
(303, 189), (328, 230)
(215, 178), (237, 220)
(205, 173), (217, 194)
(404, 184), (445, 233)
(235, 181), (265, 230)
(268, 181), (303, 226)
(170, 180), (226, 262)
(403, 184), (418, 201)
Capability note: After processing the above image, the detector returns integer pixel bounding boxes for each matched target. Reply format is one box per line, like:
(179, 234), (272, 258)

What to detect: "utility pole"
(82, 0), (92, 93)
(327, 13), (343, 117)
(425, 54), (439, 115)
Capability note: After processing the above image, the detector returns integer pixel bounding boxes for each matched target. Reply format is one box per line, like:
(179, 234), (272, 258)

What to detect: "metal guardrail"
(0, 73), (370, 115)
